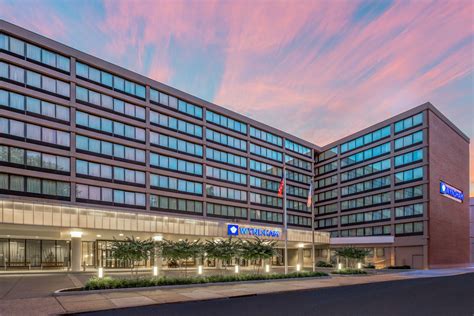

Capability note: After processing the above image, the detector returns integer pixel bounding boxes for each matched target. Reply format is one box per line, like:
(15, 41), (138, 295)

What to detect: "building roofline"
(320, 102), (470, 151)
(0, 19), (320, 151)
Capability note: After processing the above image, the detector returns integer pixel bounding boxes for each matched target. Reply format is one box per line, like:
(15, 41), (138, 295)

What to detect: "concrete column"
(390, 246), (396, 266)
(71, 236), (82, 272)
(297, 248), (304, 267)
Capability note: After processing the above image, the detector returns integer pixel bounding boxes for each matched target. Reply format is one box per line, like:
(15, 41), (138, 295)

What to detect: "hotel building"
(0, 20), (470, 271)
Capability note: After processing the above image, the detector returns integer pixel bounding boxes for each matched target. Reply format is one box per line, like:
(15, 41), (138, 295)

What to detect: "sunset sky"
(1, 0), (473, 195)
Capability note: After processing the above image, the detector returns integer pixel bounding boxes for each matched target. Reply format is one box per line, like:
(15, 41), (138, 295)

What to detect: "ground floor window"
(0, 238), (69, 268)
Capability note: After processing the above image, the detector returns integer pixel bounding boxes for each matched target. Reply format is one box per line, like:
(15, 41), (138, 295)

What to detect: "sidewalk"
(0, 268), (472, 315)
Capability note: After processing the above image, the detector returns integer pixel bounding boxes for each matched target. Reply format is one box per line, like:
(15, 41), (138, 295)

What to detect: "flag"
(307, 182), (313, 207)
(277, 177), (284, 197)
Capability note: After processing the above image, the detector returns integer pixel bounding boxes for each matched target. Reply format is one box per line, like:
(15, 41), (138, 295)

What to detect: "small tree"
(204, 238), (240, 271)
(240, 237), (278, 273)
(160, 239), (202, 276)
(335, 247), (369, 268)
(110, 236), (154, 277)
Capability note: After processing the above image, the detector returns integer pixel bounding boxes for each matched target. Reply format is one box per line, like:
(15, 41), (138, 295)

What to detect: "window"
(249, 127), (282, 146)
(0, 117), (70, 147)
(0, 62), (70, 97)
(206, 185), (247, 201)
(250, 143), (282, 162)
(207, 203), (248, 219)
(395, 167), (424, 184)
(206, 147), (247, 168)
(76, 184), (145, 207)
(395, 203), (424, 218)
(341, 142), (391, 168)
(150, 132), (203, 157)
(394, 131), (423, 150)
(206, 129), (246, 151)
(76, 62), (145, 99)
(287, 200), (310, 213)
(318, 146), (338, 162)
(394, 149), (423, 167)
(0, 173), (70, 198)
(151, 174), (202, 195)
(250, 176), (280, 191)
(315, 175), (338, 189)
(340, 192), (391, 211)
(150, 89), (203, 119)
(285, 139), (311, 157)
(250, 209), (283, 224)
(316, 203), (338, 215)
(286, 154), (312, 171)
(287, 214), (312, 227)
(250, 159), (282, 177)
(340, 126), (391, 153)
(395, 221), (424, 236)
(150, 152), (202, 176)
(340, 158), (391, 182)
(206, 166), (247, 185)
(314, 189), (338, 202)
(340, 175), (391, 196)
(395, 185), (424, 201)
(76, 111), (145, 142)
(75, 135), (145, 163)
(206, 110), (247, 134)
(394, 113), (423, 133)
(340, 209), (391, 226)
(150, 195), (203, 214)
(315, 217), (338, 229)
(316, 161), (338, 175)
(150, 111), (203, 138)
(250, 193), (282, 208)
(286, 169), (311, 185)
(75, 86), (145, 121)
(0, 33), (70, 72)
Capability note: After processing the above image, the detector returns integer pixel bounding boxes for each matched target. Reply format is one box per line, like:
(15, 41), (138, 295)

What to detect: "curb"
(54, 275), (332, 296)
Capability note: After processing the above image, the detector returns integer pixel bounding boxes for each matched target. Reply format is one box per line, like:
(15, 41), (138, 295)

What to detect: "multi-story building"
(314, 105), (470, 269)
(0, 20), (470, 271)
(470, 198), (474, 263)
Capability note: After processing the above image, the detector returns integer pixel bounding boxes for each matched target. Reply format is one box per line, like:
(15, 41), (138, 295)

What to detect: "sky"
(1, 0), (473, 195)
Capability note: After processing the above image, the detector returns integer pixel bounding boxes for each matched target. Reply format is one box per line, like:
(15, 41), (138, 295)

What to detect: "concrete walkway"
(0, 268), (472, 315)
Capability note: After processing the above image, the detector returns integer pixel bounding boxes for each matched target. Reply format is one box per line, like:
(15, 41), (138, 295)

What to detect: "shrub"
(386, 265), (411, 269)
(363, 263), (375, 269)
(331, 269), (367, 275)
(83, 271), (328, 291)
(316, 261), (333, 268)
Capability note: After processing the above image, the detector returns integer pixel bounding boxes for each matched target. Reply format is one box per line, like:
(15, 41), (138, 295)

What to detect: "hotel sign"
(440, 181), (464, 203)
(227, 224), (280, 238)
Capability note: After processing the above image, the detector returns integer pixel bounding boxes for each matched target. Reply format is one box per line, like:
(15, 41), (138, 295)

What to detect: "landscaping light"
(337, 263), (342, 271)
(198, 265), (203, 275)
(296, 264), (301, 272)
(98, 267), (104, 278)
(153, 266), (158, 276)
(70, 231), (82, 238)
(234, 265), (239, 273)
(265, 264), (270, 273)
(153, 235), (163, 241)
(357, 262), (362, 269)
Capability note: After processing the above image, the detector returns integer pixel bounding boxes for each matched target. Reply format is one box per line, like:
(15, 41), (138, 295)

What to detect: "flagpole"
(311, 182), (315, 272)
(283, 168), (288, 275)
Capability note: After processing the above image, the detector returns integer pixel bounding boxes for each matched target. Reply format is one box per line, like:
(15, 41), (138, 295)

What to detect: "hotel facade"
(0, 20), (470, 271)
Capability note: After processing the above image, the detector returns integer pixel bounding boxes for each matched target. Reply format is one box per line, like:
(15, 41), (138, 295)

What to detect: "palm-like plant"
(240, 237), (278, 273)
(335, 247), (369, 268)
(204, 238), (240, 271)
(110, 236), (154, 277)
(160, 239), (203, 276)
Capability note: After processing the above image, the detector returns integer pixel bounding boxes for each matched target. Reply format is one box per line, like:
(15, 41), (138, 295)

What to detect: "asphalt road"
(74, 272), (474, 316)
